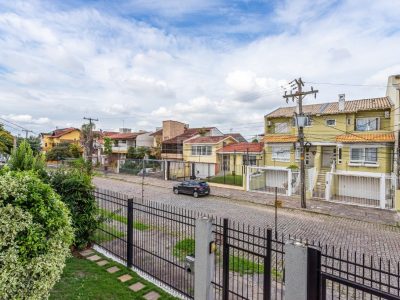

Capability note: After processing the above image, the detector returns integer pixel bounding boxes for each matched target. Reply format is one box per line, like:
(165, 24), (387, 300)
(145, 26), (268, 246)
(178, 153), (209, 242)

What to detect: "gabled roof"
(217, 142), (264, 153)
(107, 132), (139, 140)
(264, 135), (297, 143)
(224, 133), (247, 143)
(336, 132), (395, 143)
(47, 127), (79, 138)
(266, 97), (392, 118)
(150, 129), (163, 137)
(184, 135), (237, 144)
(162, 127), (214, 144)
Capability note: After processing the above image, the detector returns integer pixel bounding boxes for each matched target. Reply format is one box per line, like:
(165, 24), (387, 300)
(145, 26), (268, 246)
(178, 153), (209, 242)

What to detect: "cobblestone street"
(94, 175), (400, 262)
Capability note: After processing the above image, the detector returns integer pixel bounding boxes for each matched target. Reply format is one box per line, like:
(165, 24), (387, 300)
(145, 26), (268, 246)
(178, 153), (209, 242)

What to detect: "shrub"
(50, 168), (98, 249)
(0, 171), (74, 300)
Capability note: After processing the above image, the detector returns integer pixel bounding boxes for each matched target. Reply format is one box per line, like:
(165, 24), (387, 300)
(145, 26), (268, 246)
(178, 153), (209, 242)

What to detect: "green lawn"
(173, 238), (195, 260)
(99, 208), (151, 231)
(93, 223), (125, 243)
(50, 254), (176, 300)
(207, 174), (243, 186)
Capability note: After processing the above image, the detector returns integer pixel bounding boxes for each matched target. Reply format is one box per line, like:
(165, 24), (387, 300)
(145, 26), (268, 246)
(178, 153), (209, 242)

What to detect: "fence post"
(285, 241), (321, 300)
(307, 246), (321, 300)
(166, 161), (170, 180)
(284, 241), (308, 300)
(263, 229), (272, 300)
(222, 218), (229, 300)
(127, 198), (134, 268)
(194, 217), (215, 300)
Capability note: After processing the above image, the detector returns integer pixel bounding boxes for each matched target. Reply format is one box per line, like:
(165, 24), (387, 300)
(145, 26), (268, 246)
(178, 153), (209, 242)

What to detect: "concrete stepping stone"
(79, 249), (94, 256)
(143, 291), (160, 300)
(96, 260), (108, 266)
(129, 282), (145, 292)
(106, 266), (120, 273)
(86, 255), (101, 261)
(118, 274), (133, 282)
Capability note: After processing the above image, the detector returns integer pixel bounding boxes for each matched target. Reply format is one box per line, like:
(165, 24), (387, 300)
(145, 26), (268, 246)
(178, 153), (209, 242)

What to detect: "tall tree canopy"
(0, 125), (14, 155)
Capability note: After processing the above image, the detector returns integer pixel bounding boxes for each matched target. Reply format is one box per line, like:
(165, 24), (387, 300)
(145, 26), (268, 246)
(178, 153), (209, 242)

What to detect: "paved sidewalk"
(97, 173), (400, 226)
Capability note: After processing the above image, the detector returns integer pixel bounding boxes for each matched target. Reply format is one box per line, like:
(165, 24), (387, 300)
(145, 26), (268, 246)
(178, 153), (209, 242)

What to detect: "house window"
(243, 155), (257, 166)
(326, 119), (336, 126)
(337, 147), (342, 164)
(292, 116), (312, 127)
(275, 122), (289, 133)
(191, 145), (212, 156)
(350, 147), (378, 165)
(355, 118), (379, 131)
(272, 146), (291, 162)
(347, 118), (351, 125)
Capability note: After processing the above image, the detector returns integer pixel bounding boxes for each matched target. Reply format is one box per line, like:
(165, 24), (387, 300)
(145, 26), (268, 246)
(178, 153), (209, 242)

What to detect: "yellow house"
(41, 128), (81, 152)
(182, 135), (238, 178)
(216, 142), (265, 174)
(261, 96), (395, 209)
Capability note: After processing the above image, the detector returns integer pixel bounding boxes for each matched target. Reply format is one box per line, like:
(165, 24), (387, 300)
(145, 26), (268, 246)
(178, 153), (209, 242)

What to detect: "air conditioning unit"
(267, 121), (272, 126)
(385, 111), (390, 119)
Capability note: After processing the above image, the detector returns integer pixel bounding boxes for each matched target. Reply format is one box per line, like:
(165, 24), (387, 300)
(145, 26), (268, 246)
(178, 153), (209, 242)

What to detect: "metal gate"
(213, 218), (285, 300)
(94, 189), (196, 298)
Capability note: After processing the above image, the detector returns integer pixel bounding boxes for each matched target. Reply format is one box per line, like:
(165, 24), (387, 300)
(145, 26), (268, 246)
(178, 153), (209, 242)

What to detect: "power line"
(304, 81), (395, 88)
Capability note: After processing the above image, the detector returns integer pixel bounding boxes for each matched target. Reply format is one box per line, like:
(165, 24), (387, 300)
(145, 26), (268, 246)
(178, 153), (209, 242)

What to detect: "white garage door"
(194, 163), (215, 179)
(338, 175), (379, 201)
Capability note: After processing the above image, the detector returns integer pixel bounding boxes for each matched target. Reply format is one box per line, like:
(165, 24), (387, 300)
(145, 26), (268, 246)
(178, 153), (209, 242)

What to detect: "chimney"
(338, 94), (345, 111)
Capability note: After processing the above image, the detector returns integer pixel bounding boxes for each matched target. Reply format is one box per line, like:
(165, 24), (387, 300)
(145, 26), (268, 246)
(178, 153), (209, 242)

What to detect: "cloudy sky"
(0, 0), (399, 139)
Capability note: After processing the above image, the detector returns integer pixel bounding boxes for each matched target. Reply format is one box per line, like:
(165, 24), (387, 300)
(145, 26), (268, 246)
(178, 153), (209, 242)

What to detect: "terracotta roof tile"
(162, 127), (214, 144)
(107, 132), (139, 140)
(264, 135), (297, 143)
(336, 132), (395, 143)
(150, 129), (163, 136)
(185, 135), (235, 144)
(267, 97), (392, 118)
(48, 127), (79, 138)
(217, 142), (264, 153)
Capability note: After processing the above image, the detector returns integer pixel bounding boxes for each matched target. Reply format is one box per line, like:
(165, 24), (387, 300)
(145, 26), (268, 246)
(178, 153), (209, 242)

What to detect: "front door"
(322, 147), (336, 168)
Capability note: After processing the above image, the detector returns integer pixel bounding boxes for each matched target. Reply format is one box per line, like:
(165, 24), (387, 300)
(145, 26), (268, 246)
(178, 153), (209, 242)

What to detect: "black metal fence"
(93, 188), (400, 300)
(119, 159), (165, 179)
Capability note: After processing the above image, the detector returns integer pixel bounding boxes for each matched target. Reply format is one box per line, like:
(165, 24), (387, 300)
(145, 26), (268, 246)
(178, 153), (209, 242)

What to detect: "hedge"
(0, 171), (74, 300)
(50, 168), (98, 249)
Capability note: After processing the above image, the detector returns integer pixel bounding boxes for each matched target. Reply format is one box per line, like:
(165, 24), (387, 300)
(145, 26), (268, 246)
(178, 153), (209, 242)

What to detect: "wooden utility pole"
(83, 117), (98, 162)
(21, 129), (33, 139)
(283, 78), (318, 208)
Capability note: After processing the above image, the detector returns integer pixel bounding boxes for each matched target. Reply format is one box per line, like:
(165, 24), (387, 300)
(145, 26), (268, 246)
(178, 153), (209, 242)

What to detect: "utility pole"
(83, 117), (98, 163)
(283, 78), (318, 208)
(21, 129), (33, 139)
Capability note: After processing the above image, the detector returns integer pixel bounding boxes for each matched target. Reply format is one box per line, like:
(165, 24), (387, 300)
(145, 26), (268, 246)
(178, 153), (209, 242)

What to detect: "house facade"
(182, 135), (238, 178)
(263, 96), (395, 208)
(41, 127), (81, 152)
(217, 142), (264, 175)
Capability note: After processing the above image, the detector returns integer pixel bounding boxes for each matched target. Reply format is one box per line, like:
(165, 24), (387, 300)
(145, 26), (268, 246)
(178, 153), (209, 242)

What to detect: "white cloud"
(2, 114), (50, 124)
(0, 0), (400, 138)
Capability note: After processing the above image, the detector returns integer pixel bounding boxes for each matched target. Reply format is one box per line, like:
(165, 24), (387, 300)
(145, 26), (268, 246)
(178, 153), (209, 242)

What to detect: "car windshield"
(199, 182), (208, 186)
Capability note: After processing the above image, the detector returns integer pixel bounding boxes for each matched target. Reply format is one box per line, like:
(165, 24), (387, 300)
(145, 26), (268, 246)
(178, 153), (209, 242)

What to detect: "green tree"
(0, 125), (13, 155)
(127, 146), (148, 159)
(46, 142), (73, 161)
(17, 136), (41, 155)
(252, 138), (259, 143)
(69, 143), (81, 158)
(8, 140), (46, 176)
(103, 137), (113, 156)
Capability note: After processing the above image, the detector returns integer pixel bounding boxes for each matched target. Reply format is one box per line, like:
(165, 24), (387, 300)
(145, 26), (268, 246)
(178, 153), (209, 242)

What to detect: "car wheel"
(173, 188), (179, 195)
(193, 191), (199, 198)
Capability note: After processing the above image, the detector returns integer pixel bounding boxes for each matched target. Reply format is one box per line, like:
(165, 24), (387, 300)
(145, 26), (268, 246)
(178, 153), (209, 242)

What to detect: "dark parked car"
(173, 180), (210, 198)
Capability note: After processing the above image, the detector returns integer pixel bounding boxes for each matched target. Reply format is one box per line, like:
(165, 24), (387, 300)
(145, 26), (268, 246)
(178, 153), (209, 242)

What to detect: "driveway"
(93, 175), (400, 262)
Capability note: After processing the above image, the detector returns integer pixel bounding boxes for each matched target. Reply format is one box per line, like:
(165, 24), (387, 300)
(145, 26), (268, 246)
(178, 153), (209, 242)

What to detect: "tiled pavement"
(94, 175), (400, 262)
(80, 249), (162, 299)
